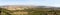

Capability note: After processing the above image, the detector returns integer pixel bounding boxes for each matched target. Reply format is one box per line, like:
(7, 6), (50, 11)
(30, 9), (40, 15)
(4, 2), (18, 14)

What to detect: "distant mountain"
(1, 5), (60, 10)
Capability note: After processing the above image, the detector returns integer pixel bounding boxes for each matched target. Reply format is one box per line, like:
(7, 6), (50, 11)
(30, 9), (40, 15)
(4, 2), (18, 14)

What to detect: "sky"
(0, 0), (60, 7)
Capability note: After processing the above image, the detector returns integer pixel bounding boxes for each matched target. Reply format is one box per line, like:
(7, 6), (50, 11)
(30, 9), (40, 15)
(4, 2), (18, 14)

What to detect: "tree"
(0, 8), (11, 15)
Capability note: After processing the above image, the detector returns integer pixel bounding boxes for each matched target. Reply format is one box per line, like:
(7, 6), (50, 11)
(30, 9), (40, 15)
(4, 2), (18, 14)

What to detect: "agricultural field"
(0, 6), (60, 15)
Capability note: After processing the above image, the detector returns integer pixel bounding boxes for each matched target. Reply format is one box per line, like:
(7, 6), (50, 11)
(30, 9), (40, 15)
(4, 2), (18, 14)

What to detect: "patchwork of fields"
(0, 6), (60, 15)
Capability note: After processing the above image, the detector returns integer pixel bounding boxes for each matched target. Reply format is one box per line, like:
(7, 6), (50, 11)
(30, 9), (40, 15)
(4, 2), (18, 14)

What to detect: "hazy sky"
(0, 0), (60, 7)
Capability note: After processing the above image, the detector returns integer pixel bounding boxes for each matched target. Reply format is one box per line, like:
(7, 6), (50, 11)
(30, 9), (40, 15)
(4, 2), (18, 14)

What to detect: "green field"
(0, 8), (60, 15)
